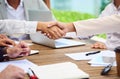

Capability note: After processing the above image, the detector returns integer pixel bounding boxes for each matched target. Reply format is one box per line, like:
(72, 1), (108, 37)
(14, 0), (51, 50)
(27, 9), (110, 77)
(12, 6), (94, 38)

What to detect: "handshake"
(37, 21), (75, 39)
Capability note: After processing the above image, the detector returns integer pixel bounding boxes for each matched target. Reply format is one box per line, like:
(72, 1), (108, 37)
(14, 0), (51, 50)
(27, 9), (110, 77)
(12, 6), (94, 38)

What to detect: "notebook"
(30, 62), (89, 79)
(30, 32), (85, 48)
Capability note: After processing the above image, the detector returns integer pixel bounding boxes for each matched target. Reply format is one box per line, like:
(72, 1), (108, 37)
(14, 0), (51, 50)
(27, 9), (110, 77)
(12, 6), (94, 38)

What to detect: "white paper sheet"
(0, 59), (37, 72)
(88, 56), (116, 66)
(65, 51), (102, 60)
(65, 50), (115, 61)
(31, 62), (89, 79)
(30, 50), (39, 55)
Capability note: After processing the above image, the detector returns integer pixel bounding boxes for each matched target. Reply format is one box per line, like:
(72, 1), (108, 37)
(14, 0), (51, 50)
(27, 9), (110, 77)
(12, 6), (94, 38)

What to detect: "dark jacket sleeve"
(0, 47), (8, 62)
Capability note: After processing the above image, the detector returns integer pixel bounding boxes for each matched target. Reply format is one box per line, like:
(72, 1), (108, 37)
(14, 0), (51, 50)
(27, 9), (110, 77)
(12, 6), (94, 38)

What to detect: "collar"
(5, 0), (23, 9)
(111, 0), (120, 10)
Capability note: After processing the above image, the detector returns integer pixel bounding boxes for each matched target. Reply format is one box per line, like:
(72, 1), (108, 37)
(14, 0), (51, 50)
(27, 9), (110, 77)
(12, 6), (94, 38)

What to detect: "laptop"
(28, 10), (55, 21)
(30, 32), (86, 48)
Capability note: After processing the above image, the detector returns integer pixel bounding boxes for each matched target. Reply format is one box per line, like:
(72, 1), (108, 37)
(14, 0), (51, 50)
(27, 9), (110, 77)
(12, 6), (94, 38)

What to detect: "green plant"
(52, 9), (96, 22)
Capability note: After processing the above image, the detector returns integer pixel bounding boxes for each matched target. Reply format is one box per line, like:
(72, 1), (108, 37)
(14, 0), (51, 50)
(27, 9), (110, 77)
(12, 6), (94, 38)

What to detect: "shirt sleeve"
(99, 3), (114, 17)
(73, 14), (120, 37)
(0, 20), (38, 35)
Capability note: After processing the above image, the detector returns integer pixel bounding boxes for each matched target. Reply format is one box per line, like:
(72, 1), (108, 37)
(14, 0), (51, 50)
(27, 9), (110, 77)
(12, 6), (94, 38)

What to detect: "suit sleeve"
(0, 47), (7, 62)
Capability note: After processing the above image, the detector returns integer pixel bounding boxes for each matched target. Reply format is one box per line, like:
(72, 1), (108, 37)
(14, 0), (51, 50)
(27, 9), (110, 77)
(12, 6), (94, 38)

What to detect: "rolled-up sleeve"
(0, 20), (37, 35)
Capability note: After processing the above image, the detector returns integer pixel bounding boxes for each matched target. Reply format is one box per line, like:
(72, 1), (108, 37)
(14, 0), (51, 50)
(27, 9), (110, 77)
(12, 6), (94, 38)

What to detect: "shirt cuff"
(24, 21), (38, 34)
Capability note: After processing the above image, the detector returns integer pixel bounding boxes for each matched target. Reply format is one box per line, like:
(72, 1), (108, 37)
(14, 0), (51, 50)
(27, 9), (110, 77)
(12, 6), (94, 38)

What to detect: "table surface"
(17, 39), (120, 79)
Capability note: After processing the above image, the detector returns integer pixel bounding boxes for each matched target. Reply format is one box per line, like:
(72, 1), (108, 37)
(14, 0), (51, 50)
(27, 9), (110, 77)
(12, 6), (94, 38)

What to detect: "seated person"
(0, 34), (30, 79)
(92, 0), (120, 49)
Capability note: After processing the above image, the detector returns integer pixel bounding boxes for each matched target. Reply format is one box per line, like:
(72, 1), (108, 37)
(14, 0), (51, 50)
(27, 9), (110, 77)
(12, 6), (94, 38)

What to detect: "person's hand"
(0, 39), (16, 47)
(46, 25), (66, 39)
(37, 22), (66, 39)
(0, 34), (8, 39)
(91, 42), (107, 49)
(0, 65), (25, 79)
(7, 41), (30, 58)
(47, 21), (76, 39)
(48, 21), (70, 33)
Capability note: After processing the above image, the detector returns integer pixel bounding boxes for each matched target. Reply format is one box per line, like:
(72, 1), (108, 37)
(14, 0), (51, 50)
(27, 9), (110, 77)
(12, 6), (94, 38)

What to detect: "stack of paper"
(65, 51), (102, 60)
(31, 62), (89, 79)
(65, 50), (116, 66)
(88, 50), (116, 66)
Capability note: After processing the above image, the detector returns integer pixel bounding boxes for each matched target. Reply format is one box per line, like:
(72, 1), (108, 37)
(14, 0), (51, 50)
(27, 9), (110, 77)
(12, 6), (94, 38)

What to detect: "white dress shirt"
(99, 2), (120, 49)
(4, 0), (29, 40)
(73, 14), (120, 50)
(0, 20), (37, 35)
(5, 0), (25, 20)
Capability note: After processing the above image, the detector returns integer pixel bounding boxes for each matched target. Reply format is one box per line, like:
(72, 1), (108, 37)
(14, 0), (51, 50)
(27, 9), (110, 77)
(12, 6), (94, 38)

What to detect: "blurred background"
(50, 0), (111, 22)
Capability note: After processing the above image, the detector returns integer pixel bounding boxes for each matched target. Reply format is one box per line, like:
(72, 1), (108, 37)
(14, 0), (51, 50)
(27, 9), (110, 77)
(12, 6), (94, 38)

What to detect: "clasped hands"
(38, 21), (74, 39)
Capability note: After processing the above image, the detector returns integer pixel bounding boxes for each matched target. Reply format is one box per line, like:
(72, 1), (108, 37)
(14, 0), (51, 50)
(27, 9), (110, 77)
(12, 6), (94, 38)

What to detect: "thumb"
(1, 43), (9, 47)
(48, 22), (64, 30)
(47, 21), (58, 27)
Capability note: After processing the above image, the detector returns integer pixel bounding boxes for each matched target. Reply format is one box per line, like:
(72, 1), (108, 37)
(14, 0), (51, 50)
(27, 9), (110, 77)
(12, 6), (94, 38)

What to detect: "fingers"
(0, 40), (9, 46)
(48, 21), (66, 30)
(7, 41), (30, 58)
(48, 21), (58, 27)
(47, 26), (66, 39)
(0, 64), (25, 79)
(91, 42), (107, 49)
(8, 65), (25, 79)
(0, 39), (16, 46)
(0, 34), (8, 39)
(6, 39), (16, 46)
(38, 21), (67, 39)
(19, 41), (30, 55)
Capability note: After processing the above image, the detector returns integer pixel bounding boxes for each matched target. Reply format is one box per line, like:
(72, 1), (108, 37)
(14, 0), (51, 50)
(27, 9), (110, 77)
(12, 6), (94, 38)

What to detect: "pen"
(85, 51), (101, 56)
(27, 68), (38, 79)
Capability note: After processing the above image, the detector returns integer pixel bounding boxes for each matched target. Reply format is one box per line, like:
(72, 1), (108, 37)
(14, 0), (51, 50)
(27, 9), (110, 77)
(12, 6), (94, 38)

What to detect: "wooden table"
(19, 39), (120, 79)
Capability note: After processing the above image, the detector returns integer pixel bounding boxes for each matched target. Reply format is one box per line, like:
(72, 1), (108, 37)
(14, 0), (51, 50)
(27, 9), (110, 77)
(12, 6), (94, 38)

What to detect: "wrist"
(0, 47), (9, 62)
(67, 23), (76, 32)
(36, 22), (43, 31)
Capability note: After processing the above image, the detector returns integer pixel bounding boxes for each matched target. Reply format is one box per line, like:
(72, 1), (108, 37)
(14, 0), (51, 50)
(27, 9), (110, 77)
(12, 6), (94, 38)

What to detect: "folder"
(30, 62), (89, 79)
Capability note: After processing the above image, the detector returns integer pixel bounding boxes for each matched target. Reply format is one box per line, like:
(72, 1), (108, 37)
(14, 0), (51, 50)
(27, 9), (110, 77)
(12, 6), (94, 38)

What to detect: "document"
(88, 50), (116, 66)
(65, 50), (115, 61)
(30, 62), (89, 79)
(65, 51), (102, 60)
(88, 56), (116, 66)
(0, 59), (37, 72)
